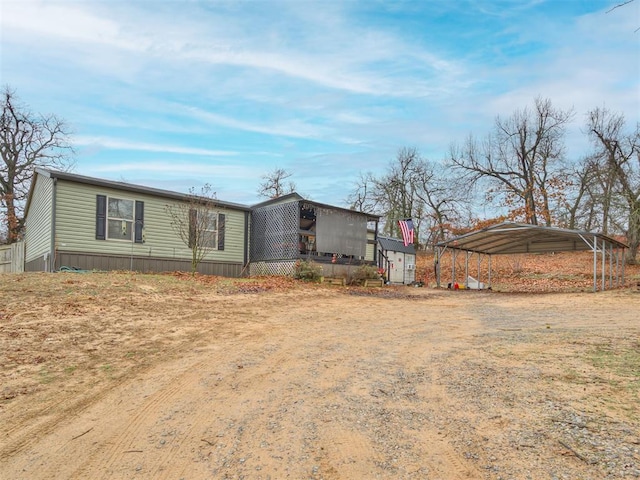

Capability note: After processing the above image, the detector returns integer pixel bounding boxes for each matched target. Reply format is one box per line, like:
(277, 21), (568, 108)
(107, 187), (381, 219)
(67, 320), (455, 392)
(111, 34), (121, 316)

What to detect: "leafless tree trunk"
(0, 86), (73, 243)
(449, 97), (573, 226)
(562, 157), (597, 230)
(348, 147), (465, 247)
(587, 107), (640, 264)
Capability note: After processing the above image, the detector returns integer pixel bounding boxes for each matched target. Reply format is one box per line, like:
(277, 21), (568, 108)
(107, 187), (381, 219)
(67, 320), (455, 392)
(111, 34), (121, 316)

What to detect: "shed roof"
(378, 236), (416, 254)
(251, 192), (380, 220)
(435, 222), (627, 255)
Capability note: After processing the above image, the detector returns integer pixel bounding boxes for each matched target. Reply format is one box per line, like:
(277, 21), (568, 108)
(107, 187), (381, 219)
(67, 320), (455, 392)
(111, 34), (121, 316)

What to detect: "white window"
(201, 212), (218, 249)
(107, 197), (134, 241)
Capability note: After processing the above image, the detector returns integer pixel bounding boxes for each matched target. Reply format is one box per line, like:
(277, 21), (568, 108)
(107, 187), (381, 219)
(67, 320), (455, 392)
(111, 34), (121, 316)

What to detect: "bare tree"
(0, 86), (74, 243)
(165, 184), (225, 274)
(377, 147), (423, 239)
(607, 0), (639, 32)
(450, 97), (573, 226)
(413, 159), (469, 245)
(258, 168), (296, 199)
(560, 156), (599, 230)
(348, 147), (464, 247)
(587, 107), (640, 263)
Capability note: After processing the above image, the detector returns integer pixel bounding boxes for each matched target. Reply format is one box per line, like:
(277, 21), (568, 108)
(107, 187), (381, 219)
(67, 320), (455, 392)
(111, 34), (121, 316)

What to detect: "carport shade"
(434, 222), (628, 292)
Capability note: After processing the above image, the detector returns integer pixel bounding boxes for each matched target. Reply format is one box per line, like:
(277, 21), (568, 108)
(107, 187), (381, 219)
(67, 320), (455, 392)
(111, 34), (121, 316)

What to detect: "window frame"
(200, 211), (219, 250)
(106, 195), (135, 242)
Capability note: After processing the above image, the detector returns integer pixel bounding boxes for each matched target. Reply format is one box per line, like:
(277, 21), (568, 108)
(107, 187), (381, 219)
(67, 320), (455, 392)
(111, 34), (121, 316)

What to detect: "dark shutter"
(134, 201), (144, 243)
(218, 213), (225, 251)
(96, 195), (106, 240)
(188, 209), (197, 249)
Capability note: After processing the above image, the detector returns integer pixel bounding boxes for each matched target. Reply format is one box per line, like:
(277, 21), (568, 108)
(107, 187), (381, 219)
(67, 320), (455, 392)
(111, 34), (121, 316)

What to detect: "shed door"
(389, 253), (405, 284)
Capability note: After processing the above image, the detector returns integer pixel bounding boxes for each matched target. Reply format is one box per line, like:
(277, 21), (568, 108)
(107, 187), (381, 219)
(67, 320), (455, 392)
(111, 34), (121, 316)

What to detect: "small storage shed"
(377, 236), (416, 285)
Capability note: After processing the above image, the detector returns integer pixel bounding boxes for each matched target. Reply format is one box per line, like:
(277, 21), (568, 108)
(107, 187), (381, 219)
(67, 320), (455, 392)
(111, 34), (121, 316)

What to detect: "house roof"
(32, 168), (252, 212)
(250, 192), (304, 209)
(435, 222), (628, 255)
(378, 235), (416, 254)
(251, 192), (380, 220)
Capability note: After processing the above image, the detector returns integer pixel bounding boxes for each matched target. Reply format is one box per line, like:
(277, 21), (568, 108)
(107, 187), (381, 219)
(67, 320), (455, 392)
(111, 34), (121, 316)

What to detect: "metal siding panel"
(24, 173), (53, 264)
(56, 251), (241, 276)
(55, 180), (246, 263)
(365, 242), (374, 261)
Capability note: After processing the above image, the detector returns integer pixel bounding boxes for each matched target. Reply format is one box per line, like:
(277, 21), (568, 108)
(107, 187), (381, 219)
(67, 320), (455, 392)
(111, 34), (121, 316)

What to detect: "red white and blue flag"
(398, 218), (414, 247)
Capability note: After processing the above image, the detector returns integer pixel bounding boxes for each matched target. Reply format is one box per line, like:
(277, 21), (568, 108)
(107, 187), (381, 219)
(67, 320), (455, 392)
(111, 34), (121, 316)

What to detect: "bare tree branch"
(164, 184), (223, 274)
(0, 86), (74, 243)
(258, 168), (296, 199)
(607, 0), (635, 13)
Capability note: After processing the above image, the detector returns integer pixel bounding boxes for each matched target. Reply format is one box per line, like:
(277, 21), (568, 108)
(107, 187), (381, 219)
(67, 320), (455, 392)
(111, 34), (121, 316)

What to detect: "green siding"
(55, 180), (246, 263)
(365, 230), (375, 262)
(25, 173), (54, 264)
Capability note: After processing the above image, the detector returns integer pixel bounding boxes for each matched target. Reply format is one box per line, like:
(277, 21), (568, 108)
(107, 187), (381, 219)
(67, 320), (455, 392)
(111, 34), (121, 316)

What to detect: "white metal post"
(488, 255), (492, 289)
(601, 238), (606, 291)
(593, 235), (597, 293)
(465, 251), (469, 288)
(452, 249), (456, 287)
(609, 243), (613, 289)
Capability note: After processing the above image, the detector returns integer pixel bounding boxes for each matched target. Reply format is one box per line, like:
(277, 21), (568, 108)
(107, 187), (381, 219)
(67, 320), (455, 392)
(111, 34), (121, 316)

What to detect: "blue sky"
(1, 0), (638, 207)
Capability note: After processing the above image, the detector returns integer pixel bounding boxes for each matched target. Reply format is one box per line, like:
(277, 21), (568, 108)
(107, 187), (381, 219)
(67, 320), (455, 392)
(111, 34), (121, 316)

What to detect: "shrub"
(293, 260), (323, 282)
(349, 264), (381, 285)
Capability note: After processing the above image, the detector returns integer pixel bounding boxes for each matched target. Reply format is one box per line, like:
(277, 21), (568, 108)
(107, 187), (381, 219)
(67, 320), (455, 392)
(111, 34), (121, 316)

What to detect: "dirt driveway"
(1, 273), (639, 479)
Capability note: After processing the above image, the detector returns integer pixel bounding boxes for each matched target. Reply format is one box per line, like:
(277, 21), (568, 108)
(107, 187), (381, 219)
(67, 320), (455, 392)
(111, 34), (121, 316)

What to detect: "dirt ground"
(1, 271), (639, 480)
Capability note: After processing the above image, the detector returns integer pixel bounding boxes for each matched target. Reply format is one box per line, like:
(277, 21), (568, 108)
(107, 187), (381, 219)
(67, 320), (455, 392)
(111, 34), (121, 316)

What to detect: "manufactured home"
(23, 169), (379, 277)
(24, 169), (250, 275)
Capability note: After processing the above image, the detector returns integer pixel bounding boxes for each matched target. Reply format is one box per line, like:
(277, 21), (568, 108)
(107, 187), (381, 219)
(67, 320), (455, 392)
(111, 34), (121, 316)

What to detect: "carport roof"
(435, 222), (628, 255)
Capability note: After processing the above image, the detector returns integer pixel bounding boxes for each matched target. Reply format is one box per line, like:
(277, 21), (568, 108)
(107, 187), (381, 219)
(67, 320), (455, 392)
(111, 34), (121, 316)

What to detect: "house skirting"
(250, 258), (374, 278)
(25, 250), (243, 277)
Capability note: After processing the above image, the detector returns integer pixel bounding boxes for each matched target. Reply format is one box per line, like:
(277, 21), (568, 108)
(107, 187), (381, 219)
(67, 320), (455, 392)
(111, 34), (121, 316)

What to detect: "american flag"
(398, 218), (414, 247)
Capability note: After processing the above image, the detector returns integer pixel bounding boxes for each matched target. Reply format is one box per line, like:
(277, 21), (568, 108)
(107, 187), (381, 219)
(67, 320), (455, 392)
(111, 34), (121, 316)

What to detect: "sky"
(1, 0), (639, 208)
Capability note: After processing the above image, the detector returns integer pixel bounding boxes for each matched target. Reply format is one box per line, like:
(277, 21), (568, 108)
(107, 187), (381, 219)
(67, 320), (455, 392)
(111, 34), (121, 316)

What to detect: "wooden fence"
(0, 241), (25, 273)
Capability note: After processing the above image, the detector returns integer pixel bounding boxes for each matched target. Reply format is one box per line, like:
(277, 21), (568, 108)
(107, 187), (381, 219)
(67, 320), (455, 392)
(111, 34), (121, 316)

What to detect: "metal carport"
(435, 222), (628, 292)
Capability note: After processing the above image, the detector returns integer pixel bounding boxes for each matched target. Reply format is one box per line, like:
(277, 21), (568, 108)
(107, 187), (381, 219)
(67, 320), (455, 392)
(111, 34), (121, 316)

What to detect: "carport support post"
(608, 242), (614, 288)
(601, 238), (606, 291)
(593, 235), (597, 293)
(451, 249), (456, 286)
(435, 247), (441, 288)
(465, 251), (470, 287)
(488, 255), (492, 289)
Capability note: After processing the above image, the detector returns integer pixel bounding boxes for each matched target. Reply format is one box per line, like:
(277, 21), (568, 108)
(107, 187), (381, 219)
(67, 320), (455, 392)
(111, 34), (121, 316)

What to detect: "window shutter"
(188, 209), (197, 249)
(134, 201), (144, 243)
(218, 213), (225, 251)
(96, 195), (106, 240)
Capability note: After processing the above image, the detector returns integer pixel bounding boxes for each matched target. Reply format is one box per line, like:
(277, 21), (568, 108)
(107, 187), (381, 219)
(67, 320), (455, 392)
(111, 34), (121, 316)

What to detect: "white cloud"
(180, 105), (330, 140)
(88, 161), (253, 179)
(75, 136), (237, 157)
(2, 0), (464, 98)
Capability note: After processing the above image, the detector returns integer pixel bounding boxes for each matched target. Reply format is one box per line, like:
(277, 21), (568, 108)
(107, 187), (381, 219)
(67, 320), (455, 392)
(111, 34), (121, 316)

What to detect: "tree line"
(348, 97), (639, 264)
(1, 87), (638, 264)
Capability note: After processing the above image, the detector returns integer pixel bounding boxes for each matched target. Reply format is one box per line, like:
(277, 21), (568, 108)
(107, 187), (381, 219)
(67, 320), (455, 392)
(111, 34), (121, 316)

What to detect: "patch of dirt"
(1, 269), (639, 479)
